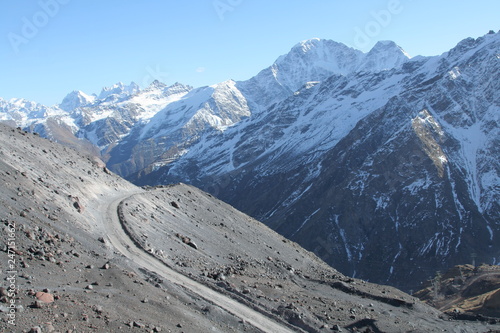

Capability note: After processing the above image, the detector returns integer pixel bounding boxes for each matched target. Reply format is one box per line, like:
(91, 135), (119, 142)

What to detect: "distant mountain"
(0, 80), (193, 156)
(60, 90), (97, 112)
(106, 79), (251, 176)
(1, 31), (498, 292)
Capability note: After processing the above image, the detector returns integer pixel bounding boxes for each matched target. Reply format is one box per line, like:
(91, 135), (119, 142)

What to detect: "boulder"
(35, 291), (54, 303)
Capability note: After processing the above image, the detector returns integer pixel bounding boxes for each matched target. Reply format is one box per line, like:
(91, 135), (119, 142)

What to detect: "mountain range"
(1, 30), (498, 292)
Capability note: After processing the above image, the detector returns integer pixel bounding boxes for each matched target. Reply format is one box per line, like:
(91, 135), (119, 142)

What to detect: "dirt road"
(102, 191), (295, 333)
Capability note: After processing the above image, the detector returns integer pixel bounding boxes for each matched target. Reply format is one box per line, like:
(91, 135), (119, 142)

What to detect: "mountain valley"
(1, 31), (499, 297)
(1, 123), (500, 332)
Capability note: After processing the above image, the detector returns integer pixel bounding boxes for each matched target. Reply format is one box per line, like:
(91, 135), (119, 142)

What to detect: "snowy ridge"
(60, 90), (96, 112)
(98, 82), (140, 102)
(239, 38), (410, 110)
(0, 81), (193, 149)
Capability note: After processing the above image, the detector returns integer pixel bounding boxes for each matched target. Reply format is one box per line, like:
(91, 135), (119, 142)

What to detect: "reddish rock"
(35, 291), (54, 303)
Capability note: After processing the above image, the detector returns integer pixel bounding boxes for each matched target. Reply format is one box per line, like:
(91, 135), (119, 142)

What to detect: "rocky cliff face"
(415, 264), (500, 319)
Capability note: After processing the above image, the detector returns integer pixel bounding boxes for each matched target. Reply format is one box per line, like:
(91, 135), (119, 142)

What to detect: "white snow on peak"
(0, 97), (71, 128)
(297, 38), (322, 52)
(125, 82), (192, 120)
(373, 40), (411, 58)
(269, 39), (364, 92)
(139, 79), (250, 142)
(98, 81), (140, 101)
(358, 40), (410, 72)
(60, 90), (96, 112)
(245, 37), (411, 103)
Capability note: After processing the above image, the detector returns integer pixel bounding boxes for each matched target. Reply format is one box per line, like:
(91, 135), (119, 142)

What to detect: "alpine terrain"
(1, 31), (499, 293)
(5, 124), (500, 332)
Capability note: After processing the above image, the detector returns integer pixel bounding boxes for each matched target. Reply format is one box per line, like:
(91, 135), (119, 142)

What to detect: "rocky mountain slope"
(1, 31), (499, 293)
(2, 124), (499, 332)
(415, 264), (500, 320)
(132, 31), (500, 291)
(0, 124), (244, 332)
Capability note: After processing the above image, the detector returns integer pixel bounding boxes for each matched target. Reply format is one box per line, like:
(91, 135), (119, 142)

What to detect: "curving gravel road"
(102, 192), (295, 333)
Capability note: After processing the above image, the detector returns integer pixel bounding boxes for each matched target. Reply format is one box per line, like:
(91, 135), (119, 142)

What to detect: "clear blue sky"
(1, 0), (499, 105)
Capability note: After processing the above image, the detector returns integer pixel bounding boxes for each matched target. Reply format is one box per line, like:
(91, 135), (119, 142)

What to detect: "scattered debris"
(32, 300), (45, 309)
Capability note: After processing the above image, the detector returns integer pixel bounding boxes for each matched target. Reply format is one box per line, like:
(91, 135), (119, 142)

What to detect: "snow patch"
(486, 225), (494, 242)
(448, 67), (462, 80)
(333, 215), (352, 261)
(403, 178), (431, 195)
(291, 208), (320, 237)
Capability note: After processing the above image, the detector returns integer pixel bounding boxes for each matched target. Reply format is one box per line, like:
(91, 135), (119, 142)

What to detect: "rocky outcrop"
(416, 264), (500, 320)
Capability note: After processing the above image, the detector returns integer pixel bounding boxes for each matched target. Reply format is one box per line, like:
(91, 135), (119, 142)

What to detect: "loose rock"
(35, 291), (55, 303)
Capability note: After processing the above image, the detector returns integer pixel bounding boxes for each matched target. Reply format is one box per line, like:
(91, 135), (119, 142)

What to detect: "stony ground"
(0, 125), (257, 332)
(0, 123), (499, 332)
(119, 185), (500, 332)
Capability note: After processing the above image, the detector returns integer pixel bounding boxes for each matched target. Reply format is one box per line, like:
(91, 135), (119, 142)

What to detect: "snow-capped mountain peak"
(124, 81), (193, 120)
(370, 40), (410, 58)
(358, 40), (410, 72)
(237, 39), (366, 108)
(241, 37), (412, 108)
(146, 79), (168, 90)
(59, 90), (96, 112)
(0, 98), (56, 127)
(141, 80), (192, 96)
(274, 39), (364, 87)
(295, 37), (323, 53)
(98, 81), (140, 102)
(160, 82), (193, 96)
